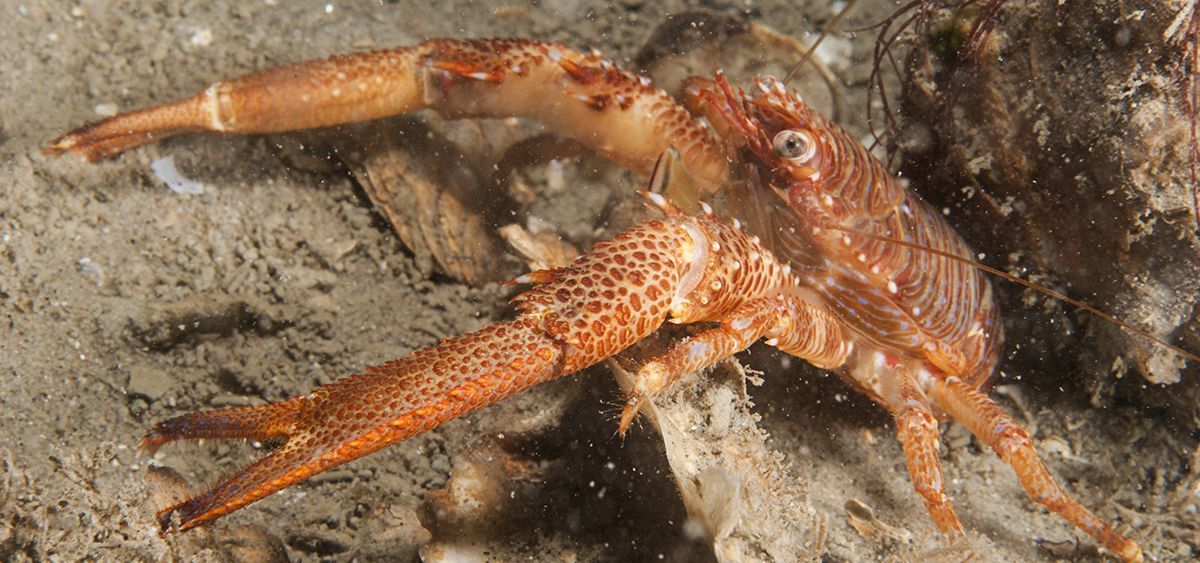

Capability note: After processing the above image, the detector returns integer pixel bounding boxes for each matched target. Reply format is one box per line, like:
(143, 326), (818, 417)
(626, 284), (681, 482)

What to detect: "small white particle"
(94, 103), (119, 117)
(189, 28), (213, 47)
(887, 280), (898, 294)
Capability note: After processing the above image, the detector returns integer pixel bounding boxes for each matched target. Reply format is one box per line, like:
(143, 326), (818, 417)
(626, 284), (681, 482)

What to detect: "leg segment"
(618, 293), (849, 434)
(929, 376), (1143, 562)
(889, 368), (964, 538)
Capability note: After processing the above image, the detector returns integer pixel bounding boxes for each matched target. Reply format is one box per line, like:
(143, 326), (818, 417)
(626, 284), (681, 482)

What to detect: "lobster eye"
(772, 129), (816, 162)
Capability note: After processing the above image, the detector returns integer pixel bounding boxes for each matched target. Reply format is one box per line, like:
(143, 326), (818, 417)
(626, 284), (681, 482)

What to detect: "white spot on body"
(887, 280), (898, 294)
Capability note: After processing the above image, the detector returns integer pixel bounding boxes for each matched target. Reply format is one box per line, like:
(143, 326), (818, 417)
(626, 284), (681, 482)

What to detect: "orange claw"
(143, 195), (830, 533)
(46, 39), (729, 191)
(145, 318), (570, 533)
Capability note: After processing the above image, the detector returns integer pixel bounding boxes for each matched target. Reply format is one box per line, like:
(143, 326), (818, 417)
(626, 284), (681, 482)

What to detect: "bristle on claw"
(558, 58), (596, 84)
(638, 190), (681, 215)
(505, 270), (557, 287)
(430, 60), (504, 83)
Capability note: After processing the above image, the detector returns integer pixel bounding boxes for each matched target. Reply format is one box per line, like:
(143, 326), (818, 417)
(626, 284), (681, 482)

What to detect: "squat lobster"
(48, 38), (1143, 561)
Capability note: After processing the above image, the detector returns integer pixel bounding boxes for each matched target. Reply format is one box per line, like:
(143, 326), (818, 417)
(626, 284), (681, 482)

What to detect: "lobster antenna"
(783, 0), (859, 85)
(833, 226), (1200, 363)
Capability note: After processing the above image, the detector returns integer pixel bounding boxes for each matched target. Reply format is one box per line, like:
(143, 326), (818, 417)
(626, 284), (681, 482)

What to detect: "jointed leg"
(929, 376), (1143, 562)
(618, 293), (849, 435)
(888, 367), (964, 538)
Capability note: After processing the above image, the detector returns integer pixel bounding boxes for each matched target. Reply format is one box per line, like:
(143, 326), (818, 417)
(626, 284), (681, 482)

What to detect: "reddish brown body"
(48, 38), (1142, 561)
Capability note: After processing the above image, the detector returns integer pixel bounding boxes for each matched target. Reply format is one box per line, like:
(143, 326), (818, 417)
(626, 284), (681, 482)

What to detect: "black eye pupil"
(772, 130), (813, 160)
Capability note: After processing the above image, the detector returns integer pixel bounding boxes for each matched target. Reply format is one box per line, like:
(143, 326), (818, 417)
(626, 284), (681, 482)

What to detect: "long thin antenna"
(783, 0), (859, 85)
(834, 226), (1200, 363)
